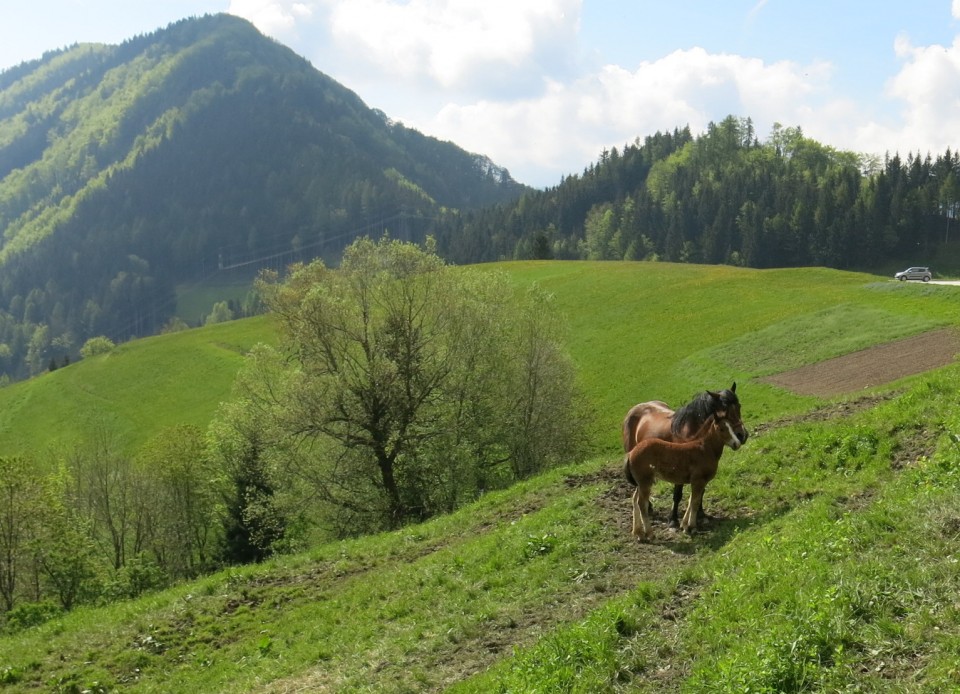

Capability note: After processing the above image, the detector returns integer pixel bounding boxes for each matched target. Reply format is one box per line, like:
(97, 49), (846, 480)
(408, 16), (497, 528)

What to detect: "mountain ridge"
(0, 13), (527, 380)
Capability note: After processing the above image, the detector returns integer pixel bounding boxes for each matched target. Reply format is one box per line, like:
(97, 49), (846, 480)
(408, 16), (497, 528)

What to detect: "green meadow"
(0, 315), (276, 457)
(174, 273), (260, 326)
(2, 261), (960, 691)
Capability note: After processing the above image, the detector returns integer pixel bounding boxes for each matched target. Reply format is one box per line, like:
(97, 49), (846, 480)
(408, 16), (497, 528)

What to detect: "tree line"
(0, 237), (585, 630)
(432, 116), (960, 270)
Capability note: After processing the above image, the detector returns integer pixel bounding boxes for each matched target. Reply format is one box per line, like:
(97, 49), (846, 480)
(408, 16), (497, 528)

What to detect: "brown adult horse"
(627, 409), (742, 540)
(622, 384), (748, 527)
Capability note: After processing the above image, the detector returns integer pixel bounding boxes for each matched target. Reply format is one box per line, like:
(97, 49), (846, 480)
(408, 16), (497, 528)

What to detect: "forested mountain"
(4, 14), (959, 385)
(0, 14), (527, 381)
(433, 116), (960, 270)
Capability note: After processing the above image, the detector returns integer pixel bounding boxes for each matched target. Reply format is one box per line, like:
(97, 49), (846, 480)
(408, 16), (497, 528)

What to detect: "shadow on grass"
(642, 503), (793, 555)
(698, 503), (792, 551)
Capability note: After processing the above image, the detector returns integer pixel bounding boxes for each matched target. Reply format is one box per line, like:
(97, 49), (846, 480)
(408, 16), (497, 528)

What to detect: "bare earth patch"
(759, 328), (960, 397)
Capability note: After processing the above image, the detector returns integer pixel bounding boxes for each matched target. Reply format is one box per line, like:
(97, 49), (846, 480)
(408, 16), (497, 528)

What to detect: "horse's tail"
(622, 406), (643, 453)
(622, 407), (641, 487)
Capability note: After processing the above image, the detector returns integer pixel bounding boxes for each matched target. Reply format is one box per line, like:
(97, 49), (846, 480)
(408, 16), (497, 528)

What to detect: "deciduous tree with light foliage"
(0, 457), (48, 612)
(232, 236), (586, 536)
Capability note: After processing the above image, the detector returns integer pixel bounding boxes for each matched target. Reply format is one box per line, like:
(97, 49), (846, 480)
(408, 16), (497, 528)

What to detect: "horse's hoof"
(667, 519), (680, 530)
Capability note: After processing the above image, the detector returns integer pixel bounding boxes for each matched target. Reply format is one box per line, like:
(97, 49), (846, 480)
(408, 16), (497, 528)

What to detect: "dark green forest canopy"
(432, 117), (960, 272)
(0, 14), (526, 381)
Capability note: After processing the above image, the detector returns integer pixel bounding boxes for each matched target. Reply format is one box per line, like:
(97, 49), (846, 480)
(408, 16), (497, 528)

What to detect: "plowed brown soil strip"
(760, 328), (960, 397)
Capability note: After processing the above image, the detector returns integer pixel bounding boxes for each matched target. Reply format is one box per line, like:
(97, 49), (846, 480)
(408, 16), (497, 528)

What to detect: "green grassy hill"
(7, 260), (955, 458)
(2, 261), (960, 691)
(0, 315), (276, 457)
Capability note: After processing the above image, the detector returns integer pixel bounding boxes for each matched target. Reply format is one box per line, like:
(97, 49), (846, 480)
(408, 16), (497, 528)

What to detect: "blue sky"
(3, 1), (960, 188)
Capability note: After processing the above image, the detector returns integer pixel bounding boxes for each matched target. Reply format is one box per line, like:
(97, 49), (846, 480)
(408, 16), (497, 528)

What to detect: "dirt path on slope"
(759, 328), (960, 397)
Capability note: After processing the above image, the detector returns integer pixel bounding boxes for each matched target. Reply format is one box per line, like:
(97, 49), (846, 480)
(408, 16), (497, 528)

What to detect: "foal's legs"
(672, 484), (710, 528)
(631, 487), (642, 537)
(680, 482), (706, 535)
(632, 486), (653, 540)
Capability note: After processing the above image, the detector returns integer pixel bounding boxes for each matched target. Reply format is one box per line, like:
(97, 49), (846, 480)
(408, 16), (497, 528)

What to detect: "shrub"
(79, 336), (115, 358)
(3, 601), (62, 633)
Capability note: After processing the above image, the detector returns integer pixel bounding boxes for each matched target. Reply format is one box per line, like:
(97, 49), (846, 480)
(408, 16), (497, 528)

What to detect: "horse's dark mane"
(689, 412), (718, 439)
(671, 388), (738, 437)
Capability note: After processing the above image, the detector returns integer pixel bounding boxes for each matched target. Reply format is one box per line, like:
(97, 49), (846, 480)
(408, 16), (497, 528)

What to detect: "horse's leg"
(696, 493), (715, 524)
(682, 482), (705, 535)
(627, 456), (656, 518)
(640, 484), (653, 540)
(669, 484), (683, 528)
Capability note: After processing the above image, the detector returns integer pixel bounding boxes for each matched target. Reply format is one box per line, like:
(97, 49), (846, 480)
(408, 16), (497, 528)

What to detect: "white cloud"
(747, 0), (768, 23)
(228, 0), (960, 187)
(228, 0), (315, 36)
(876, 34), (960, 155)
(327, 0), (579, 94)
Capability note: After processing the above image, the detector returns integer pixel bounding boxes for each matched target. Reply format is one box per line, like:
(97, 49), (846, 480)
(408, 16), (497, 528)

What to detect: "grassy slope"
(503, 262), (956, 449)
(174, 271), (258, 326)
(2, 262), (960, 692)
(0, 315), (276, 457)
(2, 261), (955, 457)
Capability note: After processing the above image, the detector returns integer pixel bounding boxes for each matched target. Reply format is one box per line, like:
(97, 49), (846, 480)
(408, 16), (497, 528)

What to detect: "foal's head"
(691, 405), (743, 452)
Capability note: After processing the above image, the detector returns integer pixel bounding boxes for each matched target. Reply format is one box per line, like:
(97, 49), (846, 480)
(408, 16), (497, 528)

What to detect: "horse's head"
(672, 383), (750, 446)
(715, 382), (748, 445)
(705, 387), (745, 451)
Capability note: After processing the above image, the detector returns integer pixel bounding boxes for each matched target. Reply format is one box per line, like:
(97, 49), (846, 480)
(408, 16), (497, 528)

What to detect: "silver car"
(895, 266), (932, 282)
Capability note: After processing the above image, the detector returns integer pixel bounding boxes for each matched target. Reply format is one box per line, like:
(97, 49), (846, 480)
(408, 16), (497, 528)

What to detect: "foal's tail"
(623, 455), (637, 486)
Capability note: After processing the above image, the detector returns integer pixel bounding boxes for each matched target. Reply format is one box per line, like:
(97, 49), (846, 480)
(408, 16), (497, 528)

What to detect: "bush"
(3, 601), (63, 633)
(102, 554), (169, 600)
(229, 236), (587, 536)
(79, 336), (115, 358)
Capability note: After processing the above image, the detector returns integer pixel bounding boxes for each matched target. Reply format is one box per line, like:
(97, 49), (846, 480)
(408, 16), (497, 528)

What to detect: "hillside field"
(0, 315), (277, 457)
(2, 261), (960, 691)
